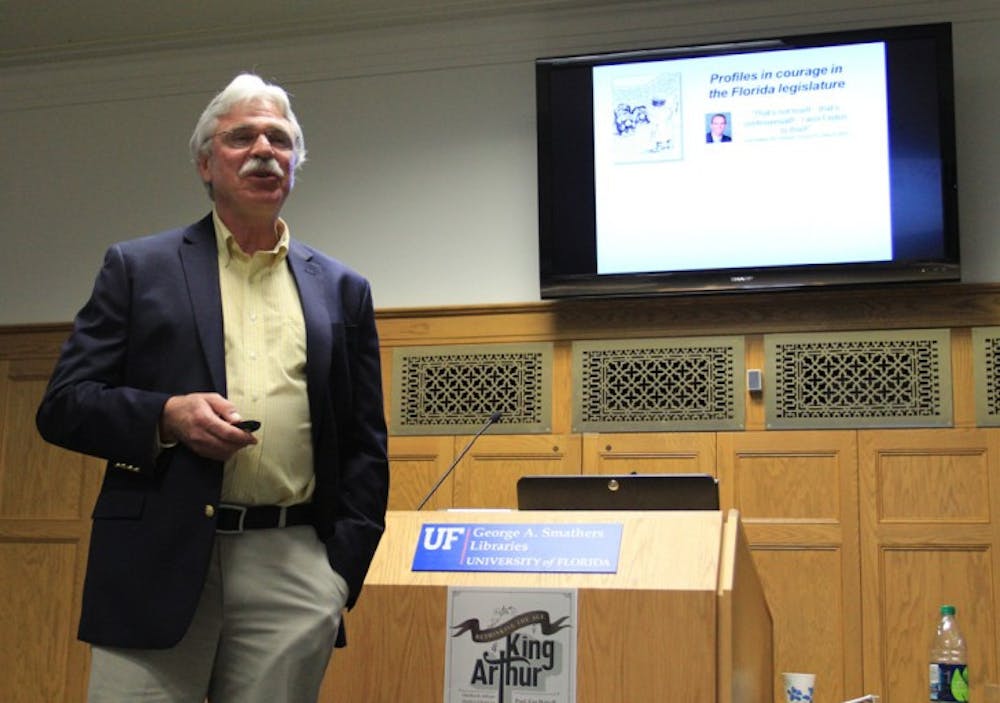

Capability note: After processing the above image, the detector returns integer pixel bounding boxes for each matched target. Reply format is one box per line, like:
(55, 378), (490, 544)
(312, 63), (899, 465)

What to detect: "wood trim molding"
(374, 283), (1000, 347)
(0, 325), (74, 360)
(7, 283), (1000, 356)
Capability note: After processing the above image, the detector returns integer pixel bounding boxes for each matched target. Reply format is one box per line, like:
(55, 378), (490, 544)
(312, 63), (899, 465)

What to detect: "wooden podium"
(325, 509), (772, 702)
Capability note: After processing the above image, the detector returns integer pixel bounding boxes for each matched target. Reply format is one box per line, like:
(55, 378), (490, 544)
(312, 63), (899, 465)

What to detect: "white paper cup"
(783, 672), (816, 703)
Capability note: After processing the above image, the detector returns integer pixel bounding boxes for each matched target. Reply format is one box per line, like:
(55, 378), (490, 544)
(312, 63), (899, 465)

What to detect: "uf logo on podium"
(413, 523), (472, 571)
(421, 525), (466, 551)
(412, 522), (623, 573)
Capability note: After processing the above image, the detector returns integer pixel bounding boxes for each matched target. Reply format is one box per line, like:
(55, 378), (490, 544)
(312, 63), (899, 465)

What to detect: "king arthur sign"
(445, 587), (577, 703)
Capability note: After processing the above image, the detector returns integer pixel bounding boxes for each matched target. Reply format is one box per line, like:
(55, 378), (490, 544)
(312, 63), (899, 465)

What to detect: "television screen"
(536, 23), (959, 298)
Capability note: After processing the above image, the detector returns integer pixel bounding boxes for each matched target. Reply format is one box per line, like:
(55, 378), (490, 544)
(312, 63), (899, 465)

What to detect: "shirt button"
(204, 505), (215, 518)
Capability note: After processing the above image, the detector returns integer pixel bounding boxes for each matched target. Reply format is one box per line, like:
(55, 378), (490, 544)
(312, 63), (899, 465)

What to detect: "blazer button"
(204, 505), (215, 518)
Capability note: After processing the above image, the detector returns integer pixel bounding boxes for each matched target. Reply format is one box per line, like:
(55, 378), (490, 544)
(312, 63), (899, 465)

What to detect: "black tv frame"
(536, 22), (960, 300)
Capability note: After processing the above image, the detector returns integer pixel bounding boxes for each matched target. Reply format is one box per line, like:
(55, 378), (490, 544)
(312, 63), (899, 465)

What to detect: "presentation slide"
(592, 42), (891, 275)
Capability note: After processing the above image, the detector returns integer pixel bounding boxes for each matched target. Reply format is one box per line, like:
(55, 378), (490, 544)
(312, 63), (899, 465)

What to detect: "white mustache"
(239, 157), (285, 178)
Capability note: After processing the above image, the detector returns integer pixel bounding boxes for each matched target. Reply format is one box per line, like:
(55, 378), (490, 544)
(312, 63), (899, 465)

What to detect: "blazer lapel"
(179, 215), (227, 395)
(288, 242), (333, 444)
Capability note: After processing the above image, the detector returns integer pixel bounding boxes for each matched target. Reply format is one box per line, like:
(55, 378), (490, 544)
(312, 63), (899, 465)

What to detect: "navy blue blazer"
(36, 214), (389, 649)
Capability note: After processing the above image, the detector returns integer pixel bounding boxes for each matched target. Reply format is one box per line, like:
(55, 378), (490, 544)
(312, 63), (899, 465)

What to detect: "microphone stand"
(416, 411), (501, 510)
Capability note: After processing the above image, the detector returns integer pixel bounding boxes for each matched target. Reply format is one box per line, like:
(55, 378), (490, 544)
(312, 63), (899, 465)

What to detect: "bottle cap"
(940, 605), (956, 615)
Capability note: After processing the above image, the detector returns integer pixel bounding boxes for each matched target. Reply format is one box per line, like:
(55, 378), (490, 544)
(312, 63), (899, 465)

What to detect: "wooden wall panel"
(388, 434), (582, 511)
(552, 341), (574, 434)
(950, 328), (976, 428)
(751, 548), (846, 702)
(876, 447), (990, 523)
(386, 435), (455, 510)
(744, 334), (767, 432)
(0, 358), (101, 703)
(878, 548), (995, 703)
(452, 434), (581, 509)
(6, 284), (1000, 700)
(0, 363), (93, 520)
(718, 430), (863, 701)
(727, 448), (843, 523)
(860, 429), (1000, 703)
(581, 432), (717, 476)
(0, 539), (85, 702)
(1, 358), (105, 519)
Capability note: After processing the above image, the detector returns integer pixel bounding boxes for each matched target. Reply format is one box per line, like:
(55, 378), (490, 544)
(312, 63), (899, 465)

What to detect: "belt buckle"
(217, 503), (247, 534)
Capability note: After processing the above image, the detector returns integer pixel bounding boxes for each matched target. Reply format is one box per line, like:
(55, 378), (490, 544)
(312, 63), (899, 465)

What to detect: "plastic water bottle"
(930, 605), (969, 702)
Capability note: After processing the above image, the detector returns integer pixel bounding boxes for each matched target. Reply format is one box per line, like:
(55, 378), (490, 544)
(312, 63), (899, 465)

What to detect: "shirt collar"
(212, 208), (290, 266)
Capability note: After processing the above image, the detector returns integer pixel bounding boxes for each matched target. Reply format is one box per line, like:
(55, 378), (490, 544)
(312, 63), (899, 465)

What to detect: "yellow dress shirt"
(214, 211), (314, 506)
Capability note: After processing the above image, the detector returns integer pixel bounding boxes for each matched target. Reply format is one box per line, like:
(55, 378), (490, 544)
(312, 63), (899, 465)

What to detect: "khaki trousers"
(87, 525), (349, 703)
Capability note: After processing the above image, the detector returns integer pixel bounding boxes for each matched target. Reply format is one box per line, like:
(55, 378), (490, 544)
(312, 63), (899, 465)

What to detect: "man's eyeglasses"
(212, 127), (295, 151)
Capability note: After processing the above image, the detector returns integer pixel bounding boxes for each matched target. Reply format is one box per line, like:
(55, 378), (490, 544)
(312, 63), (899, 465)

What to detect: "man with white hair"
(36, 73), (389, 702)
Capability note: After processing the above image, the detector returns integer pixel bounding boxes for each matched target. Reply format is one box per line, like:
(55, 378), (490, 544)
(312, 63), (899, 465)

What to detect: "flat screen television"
(536, 22), (959, 299)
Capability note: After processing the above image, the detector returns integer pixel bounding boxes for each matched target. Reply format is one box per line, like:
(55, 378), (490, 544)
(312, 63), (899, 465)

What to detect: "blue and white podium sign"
(412, 523), (623, 573)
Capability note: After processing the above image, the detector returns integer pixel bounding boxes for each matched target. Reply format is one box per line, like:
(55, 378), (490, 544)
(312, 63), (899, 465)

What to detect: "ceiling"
(0, 0), (625, 67)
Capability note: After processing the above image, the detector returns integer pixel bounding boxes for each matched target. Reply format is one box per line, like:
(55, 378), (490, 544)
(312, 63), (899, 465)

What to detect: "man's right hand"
(159, 393), (258, 461)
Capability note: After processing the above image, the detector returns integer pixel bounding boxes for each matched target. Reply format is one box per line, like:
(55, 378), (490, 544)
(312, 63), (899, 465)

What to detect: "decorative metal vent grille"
(572, 337), (745, 432)
(391, 343), (552, 435)
(972, 327), (1000, 426)
(765, 329), (952, 429)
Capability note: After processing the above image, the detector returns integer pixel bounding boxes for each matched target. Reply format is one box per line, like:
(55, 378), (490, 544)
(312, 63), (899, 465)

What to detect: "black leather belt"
(216, 503), (313, 534)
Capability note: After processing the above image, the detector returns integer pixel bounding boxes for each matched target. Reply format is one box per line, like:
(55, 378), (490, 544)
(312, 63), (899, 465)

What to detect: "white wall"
(2, 0), (998, 324)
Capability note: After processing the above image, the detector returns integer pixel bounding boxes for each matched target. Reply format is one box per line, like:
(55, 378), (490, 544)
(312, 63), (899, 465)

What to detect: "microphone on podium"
(416, 410), (502, 510)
